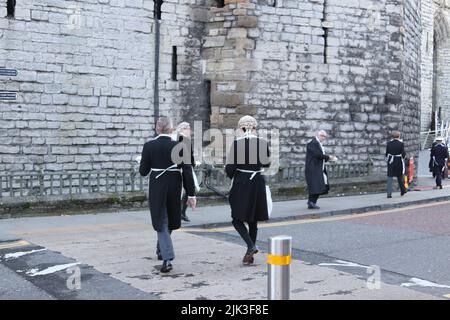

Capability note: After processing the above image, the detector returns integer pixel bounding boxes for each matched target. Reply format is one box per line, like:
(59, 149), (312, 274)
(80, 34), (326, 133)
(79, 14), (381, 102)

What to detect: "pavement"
(0, 172), (449, 300)
(180, 175), (450, 228)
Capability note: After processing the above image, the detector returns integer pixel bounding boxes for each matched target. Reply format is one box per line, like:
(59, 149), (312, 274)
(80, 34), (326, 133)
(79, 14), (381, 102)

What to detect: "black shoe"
(243, 247), (258, 265)
(181, 215), (190, 222)
(160, 260), (173, 273)
(401, 190), (406, 196)
(308, 202), (320, 209)
(156, 250), (163, 261)
(387, 195), (392, 198)
(439, 185), (443, 189)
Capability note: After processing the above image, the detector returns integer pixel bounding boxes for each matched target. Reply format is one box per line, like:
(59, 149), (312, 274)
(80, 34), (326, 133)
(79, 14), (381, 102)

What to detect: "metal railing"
(0, 170), (147, 199)
(0, 162), (373, 199)
(420, 128), (450, 150)
(420, 118), (450, 150)
(420, 130), (435, 150)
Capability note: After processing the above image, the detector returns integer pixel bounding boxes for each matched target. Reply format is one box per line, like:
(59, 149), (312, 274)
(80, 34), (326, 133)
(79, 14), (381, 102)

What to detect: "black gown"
(305, 138), (330, 196)
(225, 136), (270, 223)
(139, 135), (195, 232)
(385, 139), (406, 177)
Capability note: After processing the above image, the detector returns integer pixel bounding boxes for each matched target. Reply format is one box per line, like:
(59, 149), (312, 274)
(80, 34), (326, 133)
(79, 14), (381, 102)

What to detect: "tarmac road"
(1, 198), (449, 299)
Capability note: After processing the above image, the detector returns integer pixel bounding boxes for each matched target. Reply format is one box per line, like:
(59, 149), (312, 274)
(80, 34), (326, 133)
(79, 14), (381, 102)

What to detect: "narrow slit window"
(171, 46), (177, 81)
(323, 28), (328, 64)
(7, 0), (16, 18)
(154, 0), (163, 20)
(216, 0), (225, 8)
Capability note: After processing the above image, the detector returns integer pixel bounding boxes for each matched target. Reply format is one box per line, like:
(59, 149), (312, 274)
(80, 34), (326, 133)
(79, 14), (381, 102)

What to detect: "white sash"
(151, 164), (181, 179)
(236, 168), (264, 180)
(387, 154), (405, 175)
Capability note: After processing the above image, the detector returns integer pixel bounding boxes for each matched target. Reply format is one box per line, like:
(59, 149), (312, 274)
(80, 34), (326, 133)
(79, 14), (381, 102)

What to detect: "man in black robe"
(430, 136), (449, 189)
(305, 130), (337, 209)
(225, 115), (271, 265)
(429, 140), (438, 178)
(139, 117), (197, 273)
(385, 130), (407, 198)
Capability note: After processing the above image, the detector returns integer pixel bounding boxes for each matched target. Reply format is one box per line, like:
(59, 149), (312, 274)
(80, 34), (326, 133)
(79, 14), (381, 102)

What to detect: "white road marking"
(3, 249), (47, 260)
(26, 262), (81, 277)
(401, 278), (450, 289)
(318, 259), (372, 269)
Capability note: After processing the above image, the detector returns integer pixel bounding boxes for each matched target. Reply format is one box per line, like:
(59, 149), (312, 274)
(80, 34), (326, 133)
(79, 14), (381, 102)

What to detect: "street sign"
(0, 91), (17, 101)
(0, 68), (18, 77)
(0, 68), (18, 100)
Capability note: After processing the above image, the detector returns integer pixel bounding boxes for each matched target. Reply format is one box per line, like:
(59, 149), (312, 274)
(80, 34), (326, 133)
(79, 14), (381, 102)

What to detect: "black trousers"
(308, 194), (320, 204)
(434, 166), (445, 187)
(181, 192), (188, 217)
(387, 175), (406, 195)
(232, 220), (258, 251)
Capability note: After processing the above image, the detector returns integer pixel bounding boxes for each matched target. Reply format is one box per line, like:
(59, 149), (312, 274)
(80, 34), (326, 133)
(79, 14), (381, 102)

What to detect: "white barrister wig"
(238, 115), (257, 131)
(176, 122), (190, 133)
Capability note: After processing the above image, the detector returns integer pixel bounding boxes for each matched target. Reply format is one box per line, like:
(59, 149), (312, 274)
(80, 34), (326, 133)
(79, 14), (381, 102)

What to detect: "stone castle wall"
(0, 0), (155, 172)
(421, 0), (435, 133)
(420, 0), (450, 133)
(435, 8), (450, 125)
(204, 0), (422, 167)
(402, 0), (422, 155)
(0, 0), (441, 175)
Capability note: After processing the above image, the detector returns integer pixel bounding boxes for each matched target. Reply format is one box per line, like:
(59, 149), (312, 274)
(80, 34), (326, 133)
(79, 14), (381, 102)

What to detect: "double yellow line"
(0, 240), (30, 250)
(181, 200), (450, 233)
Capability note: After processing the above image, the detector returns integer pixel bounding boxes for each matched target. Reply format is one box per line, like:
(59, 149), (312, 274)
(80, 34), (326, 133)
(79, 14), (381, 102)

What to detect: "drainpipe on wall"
(154, 18), (160, 126)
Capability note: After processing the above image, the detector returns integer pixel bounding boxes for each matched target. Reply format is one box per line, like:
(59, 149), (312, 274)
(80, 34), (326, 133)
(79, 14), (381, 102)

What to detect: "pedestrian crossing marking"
(0, 240), (30, 250)
(444, 294), (450, 299)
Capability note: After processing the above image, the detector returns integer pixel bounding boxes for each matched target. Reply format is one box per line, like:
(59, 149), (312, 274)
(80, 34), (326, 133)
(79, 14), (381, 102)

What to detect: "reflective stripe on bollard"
(268, 235), (292, 300)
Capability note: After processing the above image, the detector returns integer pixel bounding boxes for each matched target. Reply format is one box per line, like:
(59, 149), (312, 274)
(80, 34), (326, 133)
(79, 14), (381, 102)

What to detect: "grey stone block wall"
(247, 0), (421, 168)
(401, 0), (422, 158)
(158, 0), (212, 132)
(0, 0), (448, 179)
(435, 8), (450, 126)
(0, 0), (155, 172)
(420, 0), (435, 133)
(420, 0), (450, 133)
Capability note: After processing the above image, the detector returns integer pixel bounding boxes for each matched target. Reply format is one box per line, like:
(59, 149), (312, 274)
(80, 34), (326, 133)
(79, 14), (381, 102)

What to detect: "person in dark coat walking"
(429, 140), (439, 178)
(305, 130), (337, 209)
(430, 136), (449, 189)
(385, 131), (407, 198)
(176, 122), (197, 223)
(139, 117), (197, 273)
(225, 115), (270, 265)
